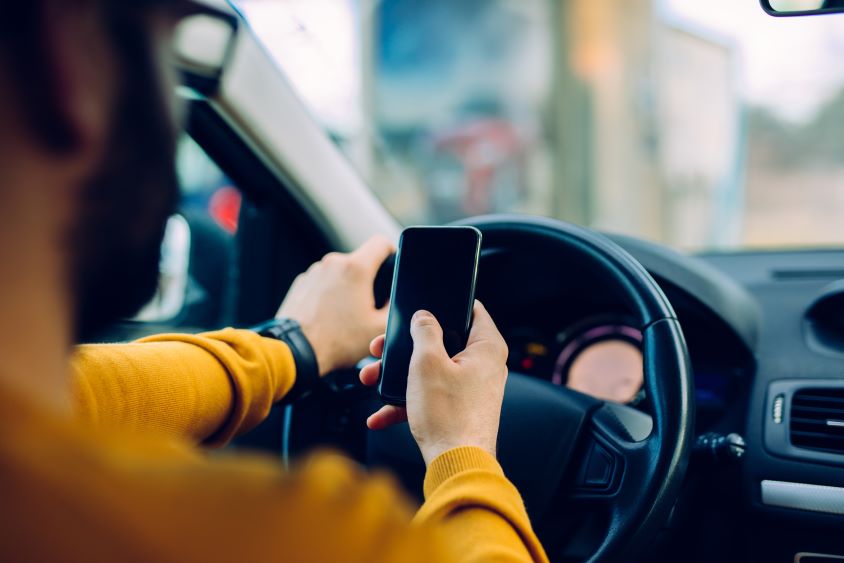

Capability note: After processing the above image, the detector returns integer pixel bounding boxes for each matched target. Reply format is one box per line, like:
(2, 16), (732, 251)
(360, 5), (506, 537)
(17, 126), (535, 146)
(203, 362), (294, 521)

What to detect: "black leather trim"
(455, 214), (677, 326)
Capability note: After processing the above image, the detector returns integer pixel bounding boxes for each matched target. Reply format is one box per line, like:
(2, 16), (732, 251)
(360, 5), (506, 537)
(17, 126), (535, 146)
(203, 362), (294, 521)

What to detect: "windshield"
(235, 0), (844, 251)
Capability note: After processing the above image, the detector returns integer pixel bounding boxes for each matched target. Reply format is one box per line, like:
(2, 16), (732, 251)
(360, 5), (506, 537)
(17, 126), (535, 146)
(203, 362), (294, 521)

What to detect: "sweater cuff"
(423, 446), (504, 499)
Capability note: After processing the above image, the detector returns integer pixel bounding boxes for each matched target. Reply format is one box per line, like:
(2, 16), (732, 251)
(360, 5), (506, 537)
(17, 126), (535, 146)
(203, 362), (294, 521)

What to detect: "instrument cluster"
(506, 314), (645, 404)
(506, 314), (735, 413)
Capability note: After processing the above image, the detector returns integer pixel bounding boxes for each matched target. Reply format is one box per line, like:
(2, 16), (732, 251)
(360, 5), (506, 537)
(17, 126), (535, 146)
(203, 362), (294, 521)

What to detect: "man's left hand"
(277, 236), (395, 376)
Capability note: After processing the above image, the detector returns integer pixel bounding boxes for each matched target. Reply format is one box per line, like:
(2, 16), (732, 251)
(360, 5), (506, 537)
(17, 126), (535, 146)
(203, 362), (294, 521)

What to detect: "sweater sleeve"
(64, 336), (548, 561)
(6, 412), (549, 563)
(415, 447), (549, 562)
(70, 328), (296, 446)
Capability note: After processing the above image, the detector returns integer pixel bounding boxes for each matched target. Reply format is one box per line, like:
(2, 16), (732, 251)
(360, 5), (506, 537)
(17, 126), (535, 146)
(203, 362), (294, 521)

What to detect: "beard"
(70, 7), (180, 342)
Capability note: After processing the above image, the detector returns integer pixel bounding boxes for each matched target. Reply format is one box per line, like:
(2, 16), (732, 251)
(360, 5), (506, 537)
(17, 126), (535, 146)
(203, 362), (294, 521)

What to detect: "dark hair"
(0, 0), (188, 153)
(0, 2), (79, 152)
(67, 0), (183, 340)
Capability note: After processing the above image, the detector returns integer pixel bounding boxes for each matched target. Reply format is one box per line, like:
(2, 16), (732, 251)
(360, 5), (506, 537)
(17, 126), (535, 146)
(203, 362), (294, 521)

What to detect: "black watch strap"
(252, 318), (320, 402)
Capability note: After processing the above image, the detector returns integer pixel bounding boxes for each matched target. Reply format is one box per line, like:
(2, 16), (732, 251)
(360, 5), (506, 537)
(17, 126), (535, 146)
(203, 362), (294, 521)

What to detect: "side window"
(133, 135), (242, 331)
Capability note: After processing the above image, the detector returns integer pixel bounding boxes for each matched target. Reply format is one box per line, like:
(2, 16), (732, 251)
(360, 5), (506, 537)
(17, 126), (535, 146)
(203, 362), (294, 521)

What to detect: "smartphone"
(378, 226), (482, 405)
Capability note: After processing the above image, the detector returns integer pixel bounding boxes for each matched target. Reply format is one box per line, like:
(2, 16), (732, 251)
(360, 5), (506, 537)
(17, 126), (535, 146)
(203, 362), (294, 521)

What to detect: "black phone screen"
(378, 226), (481, 405)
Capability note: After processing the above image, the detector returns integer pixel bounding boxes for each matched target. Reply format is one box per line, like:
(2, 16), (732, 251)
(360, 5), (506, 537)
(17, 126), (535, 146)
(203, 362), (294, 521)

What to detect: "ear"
(37, 0), (117, 155)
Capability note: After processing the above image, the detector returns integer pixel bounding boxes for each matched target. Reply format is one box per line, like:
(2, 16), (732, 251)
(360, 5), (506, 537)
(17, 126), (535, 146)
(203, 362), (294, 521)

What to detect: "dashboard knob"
(693, 432), (746, 462)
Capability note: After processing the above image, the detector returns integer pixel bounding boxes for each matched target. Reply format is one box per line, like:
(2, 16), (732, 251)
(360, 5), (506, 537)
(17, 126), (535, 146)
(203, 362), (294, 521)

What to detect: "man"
(0, 1), (547, 562)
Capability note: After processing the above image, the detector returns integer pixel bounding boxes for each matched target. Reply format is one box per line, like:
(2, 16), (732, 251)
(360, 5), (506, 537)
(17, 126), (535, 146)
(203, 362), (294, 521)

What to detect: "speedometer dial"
(553, 319), (644, 404)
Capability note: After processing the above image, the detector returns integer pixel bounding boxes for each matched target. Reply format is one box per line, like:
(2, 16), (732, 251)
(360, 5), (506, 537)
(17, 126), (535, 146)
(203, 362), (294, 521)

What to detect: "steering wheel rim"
(285, 215), (694, 562)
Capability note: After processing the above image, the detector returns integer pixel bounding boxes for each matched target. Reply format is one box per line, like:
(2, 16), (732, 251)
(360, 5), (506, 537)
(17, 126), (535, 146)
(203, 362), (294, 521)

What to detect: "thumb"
(410, 310), (448, 361)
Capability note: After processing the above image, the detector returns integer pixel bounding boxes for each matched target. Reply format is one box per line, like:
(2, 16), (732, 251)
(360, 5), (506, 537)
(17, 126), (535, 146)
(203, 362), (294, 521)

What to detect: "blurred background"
(217, 0), (844, 251)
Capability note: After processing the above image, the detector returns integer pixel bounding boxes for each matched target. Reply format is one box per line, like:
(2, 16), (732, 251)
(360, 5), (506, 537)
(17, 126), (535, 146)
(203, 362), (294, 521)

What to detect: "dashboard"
(472, 233), (844, 560)
(698, 248), (844, 560)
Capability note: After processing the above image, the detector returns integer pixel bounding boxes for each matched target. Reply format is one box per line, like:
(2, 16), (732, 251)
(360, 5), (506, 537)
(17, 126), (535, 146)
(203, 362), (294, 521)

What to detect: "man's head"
(0, 0), (184, 341)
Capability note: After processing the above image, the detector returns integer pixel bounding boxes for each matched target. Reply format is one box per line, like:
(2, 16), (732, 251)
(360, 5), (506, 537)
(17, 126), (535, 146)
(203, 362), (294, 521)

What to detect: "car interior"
(92, 0), (844, 561)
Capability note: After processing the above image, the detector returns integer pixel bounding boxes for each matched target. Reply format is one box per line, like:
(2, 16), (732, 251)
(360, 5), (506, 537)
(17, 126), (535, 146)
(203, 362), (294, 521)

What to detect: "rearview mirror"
(761, 0), (844, 16)
(171, 3), (239, 96)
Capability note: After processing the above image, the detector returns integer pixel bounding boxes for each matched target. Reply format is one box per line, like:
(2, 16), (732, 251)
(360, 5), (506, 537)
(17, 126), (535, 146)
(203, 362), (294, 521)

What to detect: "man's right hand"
(359, 301), (509, 466)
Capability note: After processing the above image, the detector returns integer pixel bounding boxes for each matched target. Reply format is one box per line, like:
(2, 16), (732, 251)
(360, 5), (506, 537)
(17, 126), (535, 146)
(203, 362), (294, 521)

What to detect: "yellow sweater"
(0, 328), (548, 562)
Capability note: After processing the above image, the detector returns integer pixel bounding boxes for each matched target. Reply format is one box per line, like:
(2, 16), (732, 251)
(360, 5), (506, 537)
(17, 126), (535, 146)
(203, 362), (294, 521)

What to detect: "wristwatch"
(251, 318), (320, 402)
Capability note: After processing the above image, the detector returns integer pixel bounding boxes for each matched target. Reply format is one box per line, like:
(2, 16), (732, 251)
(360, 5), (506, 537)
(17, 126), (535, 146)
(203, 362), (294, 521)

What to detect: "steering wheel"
(283, 215), (694, 562)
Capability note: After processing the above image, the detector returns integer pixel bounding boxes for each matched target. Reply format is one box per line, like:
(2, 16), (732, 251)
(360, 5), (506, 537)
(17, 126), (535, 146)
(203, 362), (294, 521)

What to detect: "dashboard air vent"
(790, 388), (844, 455)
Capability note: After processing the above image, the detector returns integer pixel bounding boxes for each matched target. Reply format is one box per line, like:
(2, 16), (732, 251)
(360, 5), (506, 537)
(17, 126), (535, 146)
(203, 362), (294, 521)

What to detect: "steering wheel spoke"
(571, 402), (653, 499)
(568, 402), (653, 505)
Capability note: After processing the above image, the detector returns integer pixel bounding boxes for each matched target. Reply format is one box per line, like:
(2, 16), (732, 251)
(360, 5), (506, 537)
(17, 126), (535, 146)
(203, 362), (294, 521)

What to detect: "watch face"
(255, 319), (298, 339)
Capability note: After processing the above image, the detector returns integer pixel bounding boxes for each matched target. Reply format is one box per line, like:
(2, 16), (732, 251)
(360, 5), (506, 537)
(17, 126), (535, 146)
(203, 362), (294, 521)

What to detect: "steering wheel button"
(584, 442), (615, 489)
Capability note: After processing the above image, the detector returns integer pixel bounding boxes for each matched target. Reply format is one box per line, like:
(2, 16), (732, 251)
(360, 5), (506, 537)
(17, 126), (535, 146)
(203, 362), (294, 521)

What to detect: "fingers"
(409, 311), (449, 363)
(367, 405), (408, 430)
(350, 235), (396, 276)
(369, 334), (386, 358)
(359, 360), (381, 387)
(360, 333), (384, 386)
(465, 300), (500, 344)
(462, 300), (508, 361)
